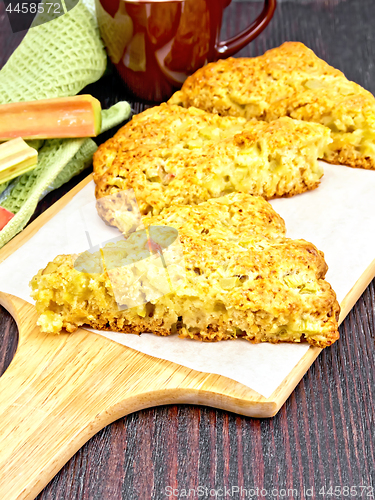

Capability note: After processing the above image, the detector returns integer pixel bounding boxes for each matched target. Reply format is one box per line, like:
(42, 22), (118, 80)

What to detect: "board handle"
(0, 293), (180, 499)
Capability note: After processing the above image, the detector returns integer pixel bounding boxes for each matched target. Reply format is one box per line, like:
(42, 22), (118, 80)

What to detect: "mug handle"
(215, 0), (277, 59)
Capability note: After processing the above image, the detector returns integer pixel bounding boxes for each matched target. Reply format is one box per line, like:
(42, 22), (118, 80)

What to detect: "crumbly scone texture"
(30, 193), (340, 348)
(93, 103), (330, 230)
(169, 42), (375, 170)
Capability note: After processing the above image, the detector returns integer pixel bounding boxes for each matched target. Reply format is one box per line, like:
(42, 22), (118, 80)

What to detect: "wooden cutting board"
(0, 174), (374, 500)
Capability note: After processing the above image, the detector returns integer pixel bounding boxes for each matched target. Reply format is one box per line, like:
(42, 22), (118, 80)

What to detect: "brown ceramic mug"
(96, 0), (276, 102)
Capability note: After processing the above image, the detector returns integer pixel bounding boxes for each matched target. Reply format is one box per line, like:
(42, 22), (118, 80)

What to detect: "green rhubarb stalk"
(0, 137), (38, 183)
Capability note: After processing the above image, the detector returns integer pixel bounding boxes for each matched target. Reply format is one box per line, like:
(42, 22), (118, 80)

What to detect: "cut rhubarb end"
(0, 206), (14, 231)
(0, 137), (38, 184)
(80, 95), (102, 136)
(0, 95), (102, 141)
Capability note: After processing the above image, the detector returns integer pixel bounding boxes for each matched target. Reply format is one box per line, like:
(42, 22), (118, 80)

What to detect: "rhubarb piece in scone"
(93, 103), (330, 231)
(169, 42), (375, 170)
(30, 193), (340, 348)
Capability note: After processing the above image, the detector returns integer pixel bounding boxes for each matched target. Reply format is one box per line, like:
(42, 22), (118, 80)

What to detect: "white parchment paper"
(1, 161), (375, 398)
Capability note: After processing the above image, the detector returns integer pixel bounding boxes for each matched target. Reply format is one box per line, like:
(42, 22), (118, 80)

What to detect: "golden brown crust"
(93, 103), (330, 230)
(168, 42), (344, 117)
(30, 193), (340, 348)
(323, 148), (375, 170)
(169, 42), (375, 170)
(77, 318), (172, 337)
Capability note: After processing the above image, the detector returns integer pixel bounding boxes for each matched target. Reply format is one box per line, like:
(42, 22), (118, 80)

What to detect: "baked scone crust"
(93, 103), (330, 230)
(169, 42), (375, 170)
(30, 193), (340, 348)
(169, 42), (343, 116)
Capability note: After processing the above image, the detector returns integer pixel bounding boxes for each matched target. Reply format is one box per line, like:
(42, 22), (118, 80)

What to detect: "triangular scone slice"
(30, 193), (340, 348)
(169, 42), (343, 118)
(266, 82), (375, 170)
(169, 42), (375, 170)
(93, 103), (330, 231)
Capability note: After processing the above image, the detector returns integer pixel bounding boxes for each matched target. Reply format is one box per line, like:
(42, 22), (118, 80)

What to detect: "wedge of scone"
(169, 42), (375, 170)
(30, 193), (340, 348)
(93, 103), (330, 230)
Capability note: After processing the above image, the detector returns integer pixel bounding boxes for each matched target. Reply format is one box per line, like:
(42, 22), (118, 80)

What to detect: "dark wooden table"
(1, 1), (375, 498)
